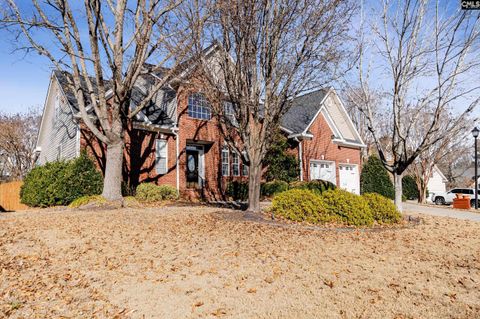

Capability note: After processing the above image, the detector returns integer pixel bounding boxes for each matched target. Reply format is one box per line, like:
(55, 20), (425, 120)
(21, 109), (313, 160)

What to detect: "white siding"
(427, 168), (447, 193)
(323, 95), (356, 141)
(36, 78), (79, 165)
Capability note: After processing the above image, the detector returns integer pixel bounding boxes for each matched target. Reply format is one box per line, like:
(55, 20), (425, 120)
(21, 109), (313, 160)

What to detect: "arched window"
(188, 93), (211, 120)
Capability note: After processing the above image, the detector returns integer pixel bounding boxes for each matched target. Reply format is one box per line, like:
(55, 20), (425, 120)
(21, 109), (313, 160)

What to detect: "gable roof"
(53, 69), (175, 128)
(281, 89), (328, 135)
(281, 88), (365, 147)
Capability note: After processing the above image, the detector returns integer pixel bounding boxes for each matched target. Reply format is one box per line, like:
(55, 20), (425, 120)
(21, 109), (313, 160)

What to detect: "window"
(242, 162), (248, 176)
(232, 152), (240, 176)
(155, 139), (168, 174)
(241, 152), (248, 176)
(188, 93), (211, 120)
(224, 101), (236, 125)
(221, 148), (229, 176)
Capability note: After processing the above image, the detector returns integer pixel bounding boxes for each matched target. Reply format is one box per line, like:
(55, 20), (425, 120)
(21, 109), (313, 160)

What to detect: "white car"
(430, 188), (478, 206)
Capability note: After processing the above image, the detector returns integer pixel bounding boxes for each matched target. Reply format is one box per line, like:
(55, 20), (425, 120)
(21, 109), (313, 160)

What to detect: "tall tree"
(0, 108), (41, 180)
(188, 0), (355, 212)
(408, 111), (475, 203)
(346, 0), (480, 211)
(1, 0), (191, 201)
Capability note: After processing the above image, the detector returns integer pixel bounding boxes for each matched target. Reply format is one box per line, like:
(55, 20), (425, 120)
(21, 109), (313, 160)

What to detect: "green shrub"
(261, 180), (289, 197)
(226, 181), (249, 201)
(320, 189), (374, 226)
(271, 189), (334, 223)
(360, 156), (394, 199)
(289, 180), (336, 194)
(21, 152), (103, 207)
(263, 133), (300, 182)
(402, 175), (419, 200)
(135, 183), (178, 202)
(362, 193), (402, 224)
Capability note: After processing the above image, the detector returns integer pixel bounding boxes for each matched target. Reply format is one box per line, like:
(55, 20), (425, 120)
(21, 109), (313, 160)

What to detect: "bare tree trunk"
(102, 140), (124, 201)
(247, 160), (262, 213)
(394, 172), (403, 212)
(418, 183), (428, 204)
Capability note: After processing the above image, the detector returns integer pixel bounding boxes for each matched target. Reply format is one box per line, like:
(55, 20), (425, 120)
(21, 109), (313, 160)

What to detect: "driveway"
(404, 202), (480, 222)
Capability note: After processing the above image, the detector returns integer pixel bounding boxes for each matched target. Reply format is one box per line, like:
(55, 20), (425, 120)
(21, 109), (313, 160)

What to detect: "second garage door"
(339, 164), (359, 194)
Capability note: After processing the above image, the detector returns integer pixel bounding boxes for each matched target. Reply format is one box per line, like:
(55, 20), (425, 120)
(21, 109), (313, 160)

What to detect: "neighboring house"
(427, 165), (448, 194)
(35, 49), (365, 199)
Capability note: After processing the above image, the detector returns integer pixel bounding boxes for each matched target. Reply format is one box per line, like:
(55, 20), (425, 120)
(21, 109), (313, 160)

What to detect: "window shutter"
(156, 139), (168, 174)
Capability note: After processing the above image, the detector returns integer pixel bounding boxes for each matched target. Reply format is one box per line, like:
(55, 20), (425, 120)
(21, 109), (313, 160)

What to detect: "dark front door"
(186, 150), (199, 189)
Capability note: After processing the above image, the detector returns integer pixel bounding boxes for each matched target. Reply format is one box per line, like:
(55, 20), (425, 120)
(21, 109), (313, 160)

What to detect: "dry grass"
(0, 206), (479, 318)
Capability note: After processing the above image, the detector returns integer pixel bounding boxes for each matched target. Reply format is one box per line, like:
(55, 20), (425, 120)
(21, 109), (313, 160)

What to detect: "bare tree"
(346, 0), (480, 211)
(187, 0), (355, 212)
(0, 108), (41, 180)
(1, 0), (191, 200)
(408, 111), (475, 203)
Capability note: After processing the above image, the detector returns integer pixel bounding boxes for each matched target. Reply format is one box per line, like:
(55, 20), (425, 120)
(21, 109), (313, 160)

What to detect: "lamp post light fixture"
(472, 127), (479, 209)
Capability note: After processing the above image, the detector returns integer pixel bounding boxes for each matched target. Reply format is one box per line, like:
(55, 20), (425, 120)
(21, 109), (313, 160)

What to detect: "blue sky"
(0, 0), (477, 117)
(0, 37), (52, 114)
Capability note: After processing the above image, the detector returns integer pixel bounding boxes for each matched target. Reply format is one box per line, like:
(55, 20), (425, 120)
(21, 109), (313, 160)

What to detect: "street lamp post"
(472, 127), (479, 209)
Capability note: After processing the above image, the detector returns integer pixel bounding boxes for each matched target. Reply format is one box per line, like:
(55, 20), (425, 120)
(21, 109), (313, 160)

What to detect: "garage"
(339, 164), (359, 194)
(310, 160), (336, 184)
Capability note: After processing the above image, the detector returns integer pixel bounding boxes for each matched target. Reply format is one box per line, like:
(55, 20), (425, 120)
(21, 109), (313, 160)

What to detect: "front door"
(186, 150), (199, 189)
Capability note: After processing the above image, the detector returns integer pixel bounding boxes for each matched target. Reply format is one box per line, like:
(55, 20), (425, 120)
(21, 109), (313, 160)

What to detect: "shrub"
(289, 180), (336, 194)
(402, 175), (419, 200)
(135, 183), (178, 202)
(360, 155), (394, 199)
(226, 181), (249, 201)
(263, 133), (300, 182)
(21, 152), (103, 207)
(69, 195), (106, 208)
(261, 180), (289, 197)
(320, 189), (374, 226)
(271, 189), (334, 223)
(362, 193), (402, 224)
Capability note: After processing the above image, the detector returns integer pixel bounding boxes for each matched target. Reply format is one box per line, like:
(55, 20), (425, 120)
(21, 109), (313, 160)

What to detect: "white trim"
(302, 89), (331, 133)
(329, 87), (366, 147)
(332, 139), (367, 149)
(288, 132), (314, 140)
(221, 147), (230, 176)
(35, 73), (54, 150)
(299, 141), (303, 181)
(155, 139), (168, 174)
(320, 108), (343, 139)
(75, 126), (81, 157)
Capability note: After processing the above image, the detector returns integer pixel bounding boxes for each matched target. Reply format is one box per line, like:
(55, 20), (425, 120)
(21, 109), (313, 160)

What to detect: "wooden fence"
(0, 181), (28, 211)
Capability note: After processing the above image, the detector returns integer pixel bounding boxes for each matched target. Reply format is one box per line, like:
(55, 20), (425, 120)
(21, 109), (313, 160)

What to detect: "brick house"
(35, 55), (365, 199)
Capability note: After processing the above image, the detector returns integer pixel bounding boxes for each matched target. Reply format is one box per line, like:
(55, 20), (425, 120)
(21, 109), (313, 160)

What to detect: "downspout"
(295, 137), (304, 181)
(172, 126), (180, 193)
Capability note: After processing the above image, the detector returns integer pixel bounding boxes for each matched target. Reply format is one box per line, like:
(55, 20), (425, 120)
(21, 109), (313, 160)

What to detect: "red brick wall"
(300, 112), (361, 185)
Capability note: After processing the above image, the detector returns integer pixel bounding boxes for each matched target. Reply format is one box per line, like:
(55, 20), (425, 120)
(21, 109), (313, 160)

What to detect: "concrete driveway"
(404, 202), (480, 222)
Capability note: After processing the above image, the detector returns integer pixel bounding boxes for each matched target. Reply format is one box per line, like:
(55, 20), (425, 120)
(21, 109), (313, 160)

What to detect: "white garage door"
(339, 164), (359, 194)
(310, 160), (336, 184)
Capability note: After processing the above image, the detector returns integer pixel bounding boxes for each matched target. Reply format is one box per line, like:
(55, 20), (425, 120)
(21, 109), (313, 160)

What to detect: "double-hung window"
(241, 152), (248, 176)
(155, 139), (168, 174)
(188, 93), (211, 120)
(221, 147), (229, 176)
(232, 152), (240, 176)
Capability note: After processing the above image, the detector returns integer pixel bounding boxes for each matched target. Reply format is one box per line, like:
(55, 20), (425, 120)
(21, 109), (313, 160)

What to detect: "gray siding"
(37, 78), (79, 165)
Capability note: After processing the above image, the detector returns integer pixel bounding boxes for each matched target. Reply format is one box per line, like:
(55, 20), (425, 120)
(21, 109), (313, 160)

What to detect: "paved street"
(404, 202), (480, 222)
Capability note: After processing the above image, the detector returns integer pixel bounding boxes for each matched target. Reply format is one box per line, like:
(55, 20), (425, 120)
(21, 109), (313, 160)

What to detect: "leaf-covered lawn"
(1, 206), (479, 318)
